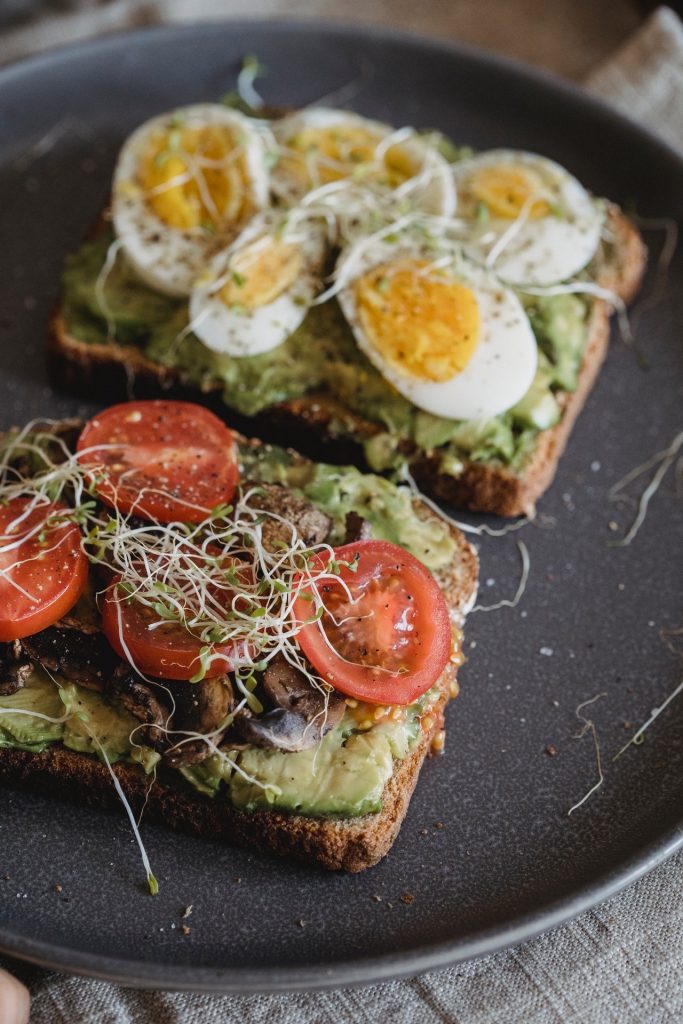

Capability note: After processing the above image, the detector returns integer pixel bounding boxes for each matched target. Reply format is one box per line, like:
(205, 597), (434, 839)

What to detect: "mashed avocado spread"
(0, 669), (437, 818)
(62, 229), (592, 477)
(0, 445), (451, 818)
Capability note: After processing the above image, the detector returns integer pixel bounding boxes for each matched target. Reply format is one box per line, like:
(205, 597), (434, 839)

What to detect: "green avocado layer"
(0, 670), (435, 819)
(0, 445), (452, 818)
(62, 230), (592, 476)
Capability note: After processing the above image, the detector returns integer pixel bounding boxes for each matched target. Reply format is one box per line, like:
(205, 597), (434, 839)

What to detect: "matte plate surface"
(0, 21), (681, 993)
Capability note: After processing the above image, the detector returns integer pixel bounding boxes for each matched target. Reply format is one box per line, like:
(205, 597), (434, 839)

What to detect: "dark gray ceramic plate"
(0, 20), (682, 993)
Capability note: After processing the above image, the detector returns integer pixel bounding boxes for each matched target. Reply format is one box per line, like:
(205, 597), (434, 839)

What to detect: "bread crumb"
(181, 925), (191, 937)
(400, 892), (414, 905)
(433, 821), (445, 830)
(54, 884), (63, 893)
(371, 894), (382, 902)
(545, 744), (557, 757)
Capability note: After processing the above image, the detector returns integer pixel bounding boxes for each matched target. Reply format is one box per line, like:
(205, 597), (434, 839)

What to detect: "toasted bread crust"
(48, 208), (646, 515)
(0, 675), (451, 872)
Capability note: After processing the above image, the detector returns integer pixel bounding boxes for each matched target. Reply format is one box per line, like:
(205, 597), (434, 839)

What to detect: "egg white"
(336, 234), (538, 421)
(112, 104), (270, 298)
(452, 149), (604, 286)
(271, 107), (456, 218)
(189, 212), (327, 357)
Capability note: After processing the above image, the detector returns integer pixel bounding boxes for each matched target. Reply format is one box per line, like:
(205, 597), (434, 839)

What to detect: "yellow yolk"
(354, 260), (481, 383)
(139, 124), (252, 230)
(218, 237), (304, 309)
(281, 125), (413, 188)
(468, 164), (551, 220)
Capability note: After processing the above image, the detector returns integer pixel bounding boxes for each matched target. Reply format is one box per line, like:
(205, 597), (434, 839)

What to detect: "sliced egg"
(112, 104), (270, 297)
(336, 234), (537, 421)
(452, 149), (604, 286)
(188, 212), (327, 357)
(271, 107), (455, 217)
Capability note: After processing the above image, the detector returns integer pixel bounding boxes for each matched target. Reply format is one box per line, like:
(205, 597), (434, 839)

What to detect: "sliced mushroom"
(109, 669), (172, 748)
(343, 510), (373, 543)
(164, 736), (224, 768)
(234, 707), (325, 752)
(0, 641), (32, 696)
(263, 656), (345, 725)
(244, 483), (331, 550)
(21, 622), (120, 693)
(234, 656), (345, 752)
(161, 676), (234, 735)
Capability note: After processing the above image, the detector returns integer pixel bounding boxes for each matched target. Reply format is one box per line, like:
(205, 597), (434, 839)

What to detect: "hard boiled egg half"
(271, 107), (455, 218)
(112, 104), (270, 297)
(189, 212), (327, 357)
(336, 234), (537, 421)
(452, 149), (604, 286)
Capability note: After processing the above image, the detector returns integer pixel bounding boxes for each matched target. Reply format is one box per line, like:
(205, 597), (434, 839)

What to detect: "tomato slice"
(101, 566), (251, 681)
(292, 539), (451, 706)
(76, 400), (239, 524)
(0, 497), (88, 642)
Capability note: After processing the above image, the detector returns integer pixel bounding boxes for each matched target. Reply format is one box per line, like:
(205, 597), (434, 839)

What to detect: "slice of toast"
(0, 436), (478, 873)
(48, 206), (647, 517)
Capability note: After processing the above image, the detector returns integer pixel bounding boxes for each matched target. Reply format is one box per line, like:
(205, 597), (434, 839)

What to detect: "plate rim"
(1, 826), (681, 991)
(0, 16), (682, 993)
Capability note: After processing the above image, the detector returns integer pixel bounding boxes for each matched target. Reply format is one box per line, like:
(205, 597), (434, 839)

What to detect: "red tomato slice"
(0, 497), (88, 642)
(76, 400), (239, 524)
(292, 540), (451, 706)
(101, 565), (252, 681)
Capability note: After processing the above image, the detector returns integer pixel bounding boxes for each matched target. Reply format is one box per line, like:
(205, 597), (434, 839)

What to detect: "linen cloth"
(1, 6), (683, 1022)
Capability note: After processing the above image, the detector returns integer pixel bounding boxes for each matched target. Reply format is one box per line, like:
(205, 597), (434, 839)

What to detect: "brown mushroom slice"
(21, 622), (120, 693)
(234, 707), (331, 752)
(263, 655), (345, 726)
(0, 641), (31, 696)
(109, 669), (172, 748)
(234, 656), (346, 752)
(343, 510), (373, 543)
(244, 483), (331, 550)
(164, 735), (224, 768)
(161, 676), (234, 735)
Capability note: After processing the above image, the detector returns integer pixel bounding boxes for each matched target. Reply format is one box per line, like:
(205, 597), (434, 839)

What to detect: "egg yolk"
(355, 260), (481, 383)
(139, 123), (253, 231)
(468, 164), (550, 220)
(281, 125), (414, 189)
(218, 236), (304, 310)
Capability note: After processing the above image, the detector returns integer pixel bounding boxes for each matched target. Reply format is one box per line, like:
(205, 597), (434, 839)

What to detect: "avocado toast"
(0, 403), (477, 874)
(48, 102), (647, 517)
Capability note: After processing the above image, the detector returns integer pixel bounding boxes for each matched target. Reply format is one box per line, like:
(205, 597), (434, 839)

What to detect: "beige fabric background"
(0, 4), (682, 1021)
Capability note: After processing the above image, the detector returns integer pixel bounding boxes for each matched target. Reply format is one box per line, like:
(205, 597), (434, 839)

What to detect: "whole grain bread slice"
(0, 449), (478, 872)
(0, 675), (449, 872)
(48, 207), (646, 516)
